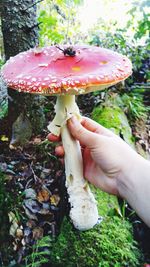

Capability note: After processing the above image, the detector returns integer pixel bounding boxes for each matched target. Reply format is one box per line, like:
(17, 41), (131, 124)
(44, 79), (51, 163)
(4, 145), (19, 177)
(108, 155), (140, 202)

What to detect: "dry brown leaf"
(37, 187), (51, 202)
(32, 227), (44, 240)
(50, 194), (60, 206)
(16, 228), (24, 239)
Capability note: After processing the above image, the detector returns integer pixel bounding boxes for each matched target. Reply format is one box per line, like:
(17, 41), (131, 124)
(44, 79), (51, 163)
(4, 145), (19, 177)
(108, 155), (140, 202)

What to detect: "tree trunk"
(1, 0), (45, 145)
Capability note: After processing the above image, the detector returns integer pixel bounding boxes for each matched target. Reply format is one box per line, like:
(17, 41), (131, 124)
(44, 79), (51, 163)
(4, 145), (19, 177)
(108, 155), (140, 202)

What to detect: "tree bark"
(1, 0), (39, 60)
(1, 0), (45, 144)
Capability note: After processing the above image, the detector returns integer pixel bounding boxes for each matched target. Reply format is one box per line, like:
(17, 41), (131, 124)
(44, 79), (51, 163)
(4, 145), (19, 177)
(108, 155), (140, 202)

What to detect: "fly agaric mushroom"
(1, 45), (132, 230)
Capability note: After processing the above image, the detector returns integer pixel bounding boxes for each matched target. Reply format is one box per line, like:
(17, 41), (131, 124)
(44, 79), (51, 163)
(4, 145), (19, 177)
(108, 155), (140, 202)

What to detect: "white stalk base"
(48, 95), (99, 230)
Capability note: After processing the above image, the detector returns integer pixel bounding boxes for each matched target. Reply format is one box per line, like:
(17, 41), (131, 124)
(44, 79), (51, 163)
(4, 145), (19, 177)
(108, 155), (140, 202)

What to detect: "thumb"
(67, 116), (99, 148)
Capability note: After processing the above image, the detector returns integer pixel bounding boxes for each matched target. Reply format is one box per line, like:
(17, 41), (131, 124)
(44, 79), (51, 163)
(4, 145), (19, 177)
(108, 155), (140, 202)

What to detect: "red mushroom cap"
(1, 45), (132, 95)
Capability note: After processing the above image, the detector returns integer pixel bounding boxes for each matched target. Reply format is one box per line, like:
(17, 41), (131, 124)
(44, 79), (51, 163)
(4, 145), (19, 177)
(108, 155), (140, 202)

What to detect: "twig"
(28, 22), (42, 31)
(65, 3), (71, 44)
(23, 0), (44, 12)
(23, 22), (42, 33)
(53, 4), (66, 20)
(30, 162), (40, 183)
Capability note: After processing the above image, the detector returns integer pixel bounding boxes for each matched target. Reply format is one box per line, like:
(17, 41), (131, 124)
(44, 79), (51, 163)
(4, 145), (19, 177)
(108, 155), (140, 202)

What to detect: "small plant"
(121, 90), (149, 121)
(0, 69), (8, 119)
(24, 236), (52, 267)
(0, 170), (16, 224)
(0, 100), (8, 119)
(0, 170), (7, 224)
(0, 59), (4, 68)
(0, 170), (15, 265)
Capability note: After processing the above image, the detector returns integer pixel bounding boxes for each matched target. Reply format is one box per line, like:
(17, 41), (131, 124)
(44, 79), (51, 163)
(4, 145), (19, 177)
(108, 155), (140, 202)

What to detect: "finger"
(47, 133), (61, 142)
(67, 116), (100, 148)
(55, 145), (64, 157)
(81, 116), (114, 137)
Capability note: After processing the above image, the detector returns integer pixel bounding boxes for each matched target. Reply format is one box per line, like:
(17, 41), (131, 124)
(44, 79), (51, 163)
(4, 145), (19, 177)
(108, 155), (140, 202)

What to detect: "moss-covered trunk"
(1, 0), (45, 144)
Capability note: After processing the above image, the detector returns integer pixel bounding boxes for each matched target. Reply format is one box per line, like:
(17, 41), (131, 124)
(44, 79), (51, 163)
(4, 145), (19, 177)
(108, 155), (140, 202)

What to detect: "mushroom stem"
(48, 95), (99, 230)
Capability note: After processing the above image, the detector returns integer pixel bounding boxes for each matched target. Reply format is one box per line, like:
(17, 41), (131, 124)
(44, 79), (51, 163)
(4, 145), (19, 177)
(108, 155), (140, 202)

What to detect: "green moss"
(50, 188), (140, 267)
(92, 106), (121, 133)
(92, 186), (119, 216)
(51, 215), (140, 267)
(92, 100), (134, 146)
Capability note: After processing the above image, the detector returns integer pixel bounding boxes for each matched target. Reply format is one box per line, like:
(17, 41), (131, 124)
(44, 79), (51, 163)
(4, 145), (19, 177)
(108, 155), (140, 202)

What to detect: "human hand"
(48, 116), (141, 197)
(48, 116), (150, 226)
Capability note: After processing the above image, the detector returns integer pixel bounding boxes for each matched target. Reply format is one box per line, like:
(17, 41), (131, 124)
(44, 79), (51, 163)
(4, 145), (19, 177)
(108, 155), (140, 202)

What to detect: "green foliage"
(0, 59), (8, 119)
(89, 29), (149, 80)
(38, 9), (64, 46)
(0, 100), (8, 119)
(50, 216), (140, 267)
(88, 0), (150, 84)
(127, 1), (150, 40)
(24, 236), (52, 267)
(37, 0), (150, 85)
(0, 170), (19, 223)
(0, 59), (5, 68)
(134, 13), (150, 40)
(0, 170), (15, 264)
(92, 91), (149, 132)
(0, 170), (8, 223)
(38, 0), (82, 46)
(121, 91), (149, 121)
(0, 169), (24, 225)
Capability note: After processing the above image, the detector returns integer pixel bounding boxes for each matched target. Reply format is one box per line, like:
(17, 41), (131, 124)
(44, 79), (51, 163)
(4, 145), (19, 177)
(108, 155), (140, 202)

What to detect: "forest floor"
(0, 91), (150, 266)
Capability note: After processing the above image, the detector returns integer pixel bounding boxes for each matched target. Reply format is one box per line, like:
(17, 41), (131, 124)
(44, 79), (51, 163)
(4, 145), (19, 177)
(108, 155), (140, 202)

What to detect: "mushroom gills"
(48, 95), (99, 230)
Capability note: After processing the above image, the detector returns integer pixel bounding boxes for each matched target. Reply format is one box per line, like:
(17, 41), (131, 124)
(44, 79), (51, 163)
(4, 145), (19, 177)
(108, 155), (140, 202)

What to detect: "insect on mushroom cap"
(1, 45), (132, 95)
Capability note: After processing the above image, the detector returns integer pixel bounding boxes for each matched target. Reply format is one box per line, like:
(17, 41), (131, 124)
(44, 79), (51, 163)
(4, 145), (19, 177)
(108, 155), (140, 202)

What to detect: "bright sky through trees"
(78, 0), (133, 32)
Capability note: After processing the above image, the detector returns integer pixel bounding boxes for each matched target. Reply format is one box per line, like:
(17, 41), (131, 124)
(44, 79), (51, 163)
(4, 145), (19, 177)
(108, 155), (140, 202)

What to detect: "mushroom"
(1, 45), (132, 230)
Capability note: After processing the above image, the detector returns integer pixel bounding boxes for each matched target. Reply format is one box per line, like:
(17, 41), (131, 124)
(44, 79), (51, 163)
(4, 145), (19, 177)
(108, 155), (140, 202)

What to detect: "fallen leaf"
(32, 137), (42, 145)
(8, 212), (19, 237)
(24, 199), (41, 213)
(37, 187), (51, 202)
(0, 135), (9, 141)
(24, 188), (37, 199)
(16, 228), (23, 239)
(21, 238), (26, 246)
(0, 162), (7, 172)
(50, 194), (60, 206)
(23, 207), (38, 221)
(26, 220), (37, 229)
(32, 227), (44, 240)
(38, 208), (51, 215)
